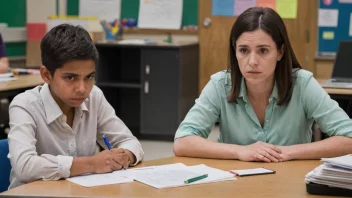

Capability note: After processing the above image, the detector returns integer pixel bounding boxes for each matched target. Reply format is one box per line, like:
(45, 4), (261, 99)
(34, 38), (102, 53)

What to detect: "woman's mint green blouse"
(175, 69), (352, 145)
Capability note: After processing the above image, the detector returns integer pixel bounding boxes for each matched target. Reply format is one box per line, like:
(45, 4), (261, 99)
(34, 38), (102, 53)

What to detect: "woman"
(174, 7), (352, 162)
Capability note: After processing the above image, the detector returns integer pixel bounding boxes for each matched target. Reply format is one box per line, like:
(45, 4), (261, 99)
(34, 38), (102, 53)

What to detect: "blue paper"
(212, 0), (235, 16)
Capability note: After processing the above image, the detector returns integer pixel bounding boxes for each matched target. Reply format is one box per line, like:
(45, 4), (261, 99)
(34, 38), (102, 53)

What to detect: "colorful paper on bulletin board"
(256, 0), (276, 9)
(350, 13), (352, 36)
(339, 0), (352, 3)
(234, 0), (256, 16)
(212, 0), (235, 16)
(322, 31), (335, 40)
(276, 0), (297, 19)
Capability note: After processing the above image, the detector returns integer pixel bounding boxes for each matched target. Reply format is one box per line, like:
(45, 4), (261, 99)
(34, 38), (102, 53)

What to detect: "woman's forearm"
(174, 136), (241, 159)
(285, 136), (352, 160)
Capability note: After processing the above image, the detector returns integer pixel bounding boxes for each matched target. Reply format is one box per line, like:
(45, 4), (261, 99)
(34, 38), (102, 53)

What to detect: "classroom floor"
(140, 126), (220, 161)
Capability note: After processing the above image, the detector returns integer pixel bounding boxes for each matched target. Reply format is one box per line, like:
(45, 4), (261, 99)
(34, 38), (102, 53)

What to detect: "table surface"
(0, 75), (43, 92)
(1, 157), (324, 198)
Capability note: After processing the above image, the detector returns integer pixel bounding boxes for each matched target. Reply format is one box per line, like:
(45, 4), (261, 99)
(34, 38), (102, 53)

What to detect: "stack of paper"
(0, 72), (17, 83)
(305, 154), (352, 190)
(134, 163), (235, 189)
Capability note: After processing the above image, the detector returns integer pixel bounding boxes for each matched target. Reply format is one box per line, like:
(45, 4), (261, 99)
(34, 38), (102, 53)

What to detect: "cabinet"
(95, 41), (199, 140)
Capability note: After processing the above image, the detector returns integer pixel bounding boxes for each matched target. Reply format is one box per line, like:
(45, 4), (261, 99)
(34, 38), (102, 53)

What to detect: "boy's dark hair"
(227, 7), (302, 106)
(41, 24), (99, 75)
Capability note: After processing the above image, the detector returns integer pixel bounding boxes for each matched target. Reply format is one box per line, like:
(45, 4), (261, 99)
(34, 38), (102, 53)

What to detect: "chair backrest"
(0, 139), (11, 192)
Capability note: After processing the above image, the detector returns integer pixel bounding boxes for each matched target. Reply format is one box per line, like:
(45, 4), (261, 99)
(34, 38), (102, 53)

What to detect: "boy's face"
(41, 60), (96, 111)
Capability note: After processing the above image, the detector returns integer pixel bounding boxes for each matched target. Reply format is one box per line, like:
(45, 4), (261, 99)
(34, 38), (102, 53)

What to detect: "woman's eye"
(239, 48), (248, 53)
(260, 48), (268, 54)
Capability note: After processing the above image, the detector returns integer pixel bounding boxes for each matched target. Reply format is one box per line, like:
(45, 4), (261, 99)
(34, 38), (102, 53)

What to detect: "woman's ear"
(277, 44), (285, 61)
(40, 66), (52, 84)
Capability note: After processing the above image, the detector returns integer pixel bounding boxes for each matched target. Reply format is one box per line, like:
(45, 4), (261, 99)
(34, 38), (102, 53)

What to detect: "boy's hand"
(111, 148), (136, 169)
(110, 148), (129, 169)
(89, 150), (123, 174)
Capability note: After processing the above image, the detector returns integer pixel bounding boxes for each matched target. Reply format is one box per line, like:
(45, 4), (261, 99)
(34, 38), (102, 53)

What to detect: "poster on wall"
(138, 0), (183, 29)
(211, 0), (297, 19)
(79, 0), (121, 21)
(318, 9), (339, 27)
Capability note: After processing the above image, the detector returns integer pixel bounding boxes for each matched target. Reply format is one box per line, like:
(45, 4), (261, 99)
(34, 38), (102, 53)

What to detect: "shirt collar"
(40, 83), (89, 124)
(237, 78), (279, 103)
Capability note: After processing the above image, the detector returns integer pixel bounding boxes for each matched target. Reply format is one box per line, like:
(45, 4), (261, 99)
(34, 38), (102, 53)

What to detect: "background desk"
(318, 79), (352, 95)
(319, 79), (352, 117)
(0, 75), (44, 99)
(1, 157), (322, 198)
(95, 41), (199, 140)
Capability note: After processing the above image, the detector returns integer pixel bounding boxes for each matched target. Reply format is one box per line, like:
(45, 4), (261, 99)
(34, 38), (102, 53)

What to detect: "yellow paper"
(322, 31), (335, 40)
(276, 0), (297, 19)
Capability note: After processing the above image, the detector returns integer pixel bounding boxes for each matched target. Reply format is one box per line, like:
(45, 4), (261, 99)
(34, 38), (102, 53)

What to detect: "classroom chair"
(0, 139), (11, 192)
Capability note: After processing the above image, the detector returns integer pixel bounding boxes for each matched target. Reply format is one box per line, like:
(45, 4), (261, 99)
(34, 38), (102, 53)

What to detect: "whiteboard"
(79, 0), (121, 21)
(138, 0), (183, 30)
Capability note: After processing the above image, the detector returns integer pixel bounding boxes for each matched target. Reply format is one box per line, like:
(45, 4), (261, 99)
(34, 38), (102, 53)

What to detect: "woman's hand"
(237, 141), (283, 162)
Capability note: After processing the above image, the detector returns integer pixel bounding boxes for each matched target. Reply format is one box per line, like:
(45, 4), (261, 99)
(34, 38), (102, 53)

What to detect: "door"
(198, 0), (313, 92)
(140, 48), (180, 136)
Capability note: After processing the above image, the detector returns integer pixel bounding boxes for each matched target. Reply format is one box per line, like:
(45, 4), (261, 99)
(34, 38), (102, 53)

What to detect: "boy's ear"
(40, 66), (52, 84)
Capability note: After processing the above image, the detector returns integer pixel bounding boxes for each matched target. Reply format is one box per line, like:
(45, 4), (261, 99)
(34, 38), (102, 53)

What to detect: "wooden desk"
(1, 157), (323, 198)
(0, 75), (43, 98)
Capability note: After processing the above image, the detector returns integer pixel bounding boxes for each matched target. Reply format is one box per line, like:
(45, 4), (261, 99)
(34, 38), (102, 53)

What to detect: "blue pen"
(103, 135), (111, 150)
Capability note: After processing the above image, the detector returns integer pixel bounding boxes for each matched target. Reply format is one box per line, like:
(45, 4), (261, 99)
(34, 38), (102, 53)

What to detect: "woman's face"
(235, 29), (284, 85)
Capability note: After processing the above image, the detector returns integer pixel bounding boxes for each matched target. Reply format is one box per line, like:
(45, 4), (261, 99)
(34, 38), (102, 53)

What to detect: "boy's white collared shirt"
(7, 83), (144, 189)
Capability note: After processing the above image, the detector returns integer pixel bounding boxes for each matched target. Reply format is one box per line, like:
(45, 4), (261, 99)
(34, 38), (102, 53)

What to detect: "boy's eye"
(66, 76), (75, 81)
(86, 75), (94, 80)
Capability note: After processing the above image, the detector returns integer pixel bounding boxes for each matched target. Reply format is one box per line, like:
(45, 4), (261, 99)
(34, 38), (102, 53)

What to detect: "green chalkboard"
(0, 0), (26, 57)
(0, 0), (26, 27)
(67, 0), (198, 26)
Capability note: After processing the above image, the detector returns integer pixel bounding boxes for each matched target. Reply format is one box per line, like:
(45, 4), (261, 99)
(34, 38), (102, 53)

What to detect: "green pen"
(184, 174), (208, 184)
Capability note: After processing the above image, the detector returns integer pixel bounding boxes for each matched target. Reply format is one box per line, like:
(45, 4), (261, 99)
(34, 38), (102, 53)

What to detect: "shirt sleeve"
(0, 34), (7, 58)
(302, 75), (352, 137)
(95, 88), (144, 165)
(8, 99), (73, 184)
(175, 79), (221, 140)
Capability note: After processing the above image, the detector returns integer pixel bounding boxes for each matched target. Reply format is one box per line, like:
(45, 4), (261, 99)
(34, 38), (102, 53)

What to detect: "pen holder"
(101, 20), (123, 41)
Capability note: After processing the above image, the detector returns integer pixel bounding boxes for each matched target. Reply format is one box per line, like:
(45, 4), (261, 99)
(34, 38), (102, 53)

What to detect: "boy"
(7, 24), (144, 188)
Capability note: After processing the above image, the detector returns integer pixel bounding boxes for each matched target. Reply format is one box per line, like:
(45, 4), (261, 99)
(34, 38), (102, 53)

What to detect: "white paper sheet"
(79, 0), (121, 21)
(339, 0), (352, 3)
(135, 163), (235, 189)
(137, 0), (183, 30)
(350, 13), (352, 36)
(0, 77), (17, 83)
(67, 172), (133, 187)
(322, 154), (352, 169)
(318, 9), (339, 27)
(187, 164), (236, 184)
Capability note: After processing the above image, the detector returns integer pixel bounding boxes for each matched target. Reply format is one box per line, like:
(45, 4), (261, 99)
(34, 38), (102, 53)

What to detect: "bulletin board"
(318, 0), (352, 55)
